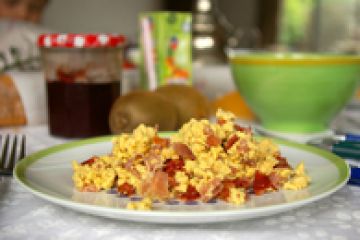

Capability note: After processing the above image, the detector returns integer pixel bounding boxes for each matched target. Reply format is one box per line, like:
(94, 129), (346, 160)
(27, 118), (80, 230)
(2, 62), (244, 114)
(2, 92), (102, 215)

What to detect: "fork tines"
(0, 134), (26, 176)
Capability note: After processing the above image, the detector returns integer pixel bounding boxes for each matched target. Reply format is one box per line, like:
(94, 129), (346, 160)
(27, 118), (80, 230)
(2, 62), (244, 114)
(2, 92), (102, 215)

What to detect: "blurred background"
(0, 0), (359, 138)
(38, 0), (359, 52)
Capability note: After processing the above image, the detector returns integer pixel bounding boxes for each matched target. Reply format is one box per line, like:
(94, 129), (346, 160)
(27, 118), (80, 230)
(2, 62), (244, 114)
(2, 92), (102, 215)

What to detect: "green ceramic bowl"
(229, 52), (360, 133)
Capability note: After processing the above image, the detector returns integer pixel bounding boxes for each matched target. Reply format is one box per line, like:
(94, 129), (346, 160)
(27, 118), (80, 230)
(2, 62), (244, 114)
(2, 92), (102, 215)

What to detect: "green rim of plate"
(14, 133), (350, 214)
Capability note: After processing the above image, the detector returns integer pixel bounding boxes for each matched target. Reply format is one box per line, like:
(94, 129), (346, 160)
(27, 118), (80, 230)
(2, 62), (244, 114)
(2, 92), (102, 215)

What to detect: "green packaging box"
(139, 12), (192, 90)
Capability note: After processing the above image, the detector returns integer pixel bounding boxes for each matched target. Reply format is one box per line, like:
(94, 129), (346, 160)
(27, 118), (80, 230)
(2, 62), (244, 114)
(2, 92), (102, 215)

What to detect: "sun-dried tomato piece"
(224, 135), (239, 150)
(168, 175), (178, 189)
(206, 134), (221, 147)
(233, 177), (252, 189)
(117, 182), (136, 196)
(180, 185), (200, 201)
(172, 143), (196, 160)
(163, 158), (184, 177)
(253, 171), (274, 196)
(217, 180), (234, 201)
(217, 118), (226, 125)
(81, 157), (96, 166)
(153, 136), (170, 148)
(274, 154), (291, 168)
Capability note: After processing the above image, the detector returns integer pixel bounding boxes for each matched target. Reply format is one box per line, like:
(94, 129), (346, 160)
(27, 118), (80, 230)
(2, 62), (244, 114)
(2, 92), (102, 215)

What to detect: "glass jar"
(38, 34), (126, 138)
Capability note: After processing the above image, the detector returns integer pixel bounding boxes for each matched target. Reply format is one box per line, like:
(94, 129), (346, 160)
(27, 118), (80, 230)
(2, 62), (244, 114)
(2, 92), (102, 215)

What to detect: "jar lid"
(38, 34), (126, 48)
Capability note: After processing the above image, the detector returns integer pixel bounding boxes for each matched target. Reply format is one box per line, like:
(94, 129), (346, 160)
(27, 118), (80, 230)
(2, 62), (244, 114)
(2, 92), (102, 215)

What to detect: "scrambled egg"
(72, 109), (311, 210)
(126, 197), (152, 210)
(283, 162), (311, 190)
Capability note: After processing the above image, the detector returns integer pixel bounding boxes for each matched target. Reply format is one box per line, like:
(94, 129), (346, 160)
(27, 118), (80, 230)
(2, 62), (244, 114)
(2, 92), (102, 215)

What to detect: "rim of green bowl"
(229, 52), (360, 65)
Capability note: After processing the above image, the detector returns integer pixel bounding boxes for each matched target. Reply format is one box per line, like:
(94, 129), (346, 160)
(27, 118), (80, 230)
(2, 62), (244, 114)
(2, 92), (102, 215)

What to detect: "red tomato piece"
(253, 171), (273, 196)
(274, 155), (291, 168)
(117, 182), (136, 196)
(81, 157), (96, 166)
(233, 177), (252, 189)
(180, 185), (200, 201)
(163, 159), (184, 177)
(168, 175), (177, 189)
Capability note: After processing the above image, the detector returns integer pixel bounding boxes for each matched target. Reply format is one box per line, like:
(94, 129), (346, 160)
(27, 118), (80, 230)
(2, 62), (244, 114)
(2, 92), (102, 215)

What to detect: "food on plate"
(155, 84), (211, 128)
(109, 91), (178, 133)
(73, 109), (310, 210)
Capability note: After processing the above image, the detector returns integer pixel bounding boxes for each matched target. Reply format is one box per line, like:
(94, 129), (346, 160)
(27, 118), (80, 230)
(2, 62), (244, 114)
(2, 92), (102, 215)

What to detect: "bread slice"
(0, 74), (27, 126)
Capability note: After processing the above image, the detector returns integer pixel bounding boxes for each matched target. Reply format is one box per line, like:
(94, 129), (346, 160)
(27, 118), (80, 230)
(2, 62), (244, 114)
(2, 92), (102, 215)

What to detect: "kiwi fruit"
(155, 84), (211, 128)
(109, 91), (178, 134)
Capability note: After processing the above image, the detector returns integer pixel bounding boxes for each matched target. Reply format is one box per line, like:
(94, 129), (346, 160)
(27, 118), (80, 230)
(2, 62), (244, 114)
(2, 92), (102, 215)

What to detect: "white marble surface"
(0, 125), (360, 240)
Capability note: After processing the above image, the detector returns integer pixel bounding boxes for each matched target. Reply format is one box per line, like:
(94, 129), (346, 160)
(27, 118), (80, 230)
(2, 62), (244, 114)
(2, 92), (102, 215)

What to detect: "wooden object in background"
(0, 74), (27, 126)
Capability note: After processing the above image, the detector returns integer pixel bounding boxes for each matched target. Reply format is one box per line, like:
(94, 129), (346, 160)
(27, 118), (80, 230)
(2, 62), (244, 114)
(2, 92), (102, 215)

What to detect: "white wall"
(42, 0), (162, 42)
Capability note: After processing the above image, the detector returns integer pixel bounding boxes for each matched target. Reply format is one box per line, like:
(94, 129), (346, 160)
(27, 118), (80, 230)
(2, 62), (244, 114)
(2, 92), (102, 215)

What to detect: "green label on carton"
(139, 12), (192, 89)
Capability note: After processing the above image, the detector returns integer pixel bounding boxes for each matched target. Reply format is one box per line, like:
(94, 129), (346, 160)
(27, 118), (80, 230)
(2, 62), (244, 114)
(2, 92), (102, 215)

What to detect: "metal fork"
(0, 135), (26, 176)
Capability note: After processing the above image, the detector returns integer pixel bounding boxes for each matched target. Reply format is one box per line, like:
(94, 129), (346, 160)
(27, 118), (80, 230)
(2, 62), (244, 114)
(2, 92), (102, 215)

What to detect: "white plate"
(14, 135), (350, 224)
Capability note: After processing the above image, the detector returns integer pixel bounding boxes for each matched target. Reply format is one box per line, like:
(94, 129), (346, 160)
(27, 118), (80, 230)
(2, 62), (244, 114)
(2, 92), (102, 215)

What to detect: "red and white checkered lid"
(38, 34), (126, 48)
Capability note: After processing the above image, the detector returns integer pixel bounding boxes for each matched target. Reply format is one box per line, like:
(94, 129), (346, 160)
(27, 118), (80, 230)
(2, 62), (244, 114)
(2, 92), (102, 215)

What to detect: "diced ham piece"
(124, 155), (141, 170)
(141, 171), (169, 199)
(217, 118), (226, 125)
(234, 124), (252, 135)
(206, 134), (221, 147)
(152, 171), (169, 199)
(269, 172), (281, 190)
(198, 179), (221, 202)
(81, 184), (98, 192)
(237, 139), (250, 153)
(217, 180), (233, 201)
(203, 125), (214, 135)
(143, 152), (163, 172)
(172, 143), (195, 160)
(203, 125), (221, 147)
(153, 136), (170, 148)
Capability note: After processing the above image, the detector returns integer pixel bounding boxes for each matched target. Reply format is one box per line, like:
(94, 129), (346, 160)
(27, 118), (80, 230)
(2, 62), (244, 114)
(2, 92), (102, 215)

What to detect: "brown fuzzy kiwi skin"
(109, 91), (178, 134)
(155, 84), (211, 128)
